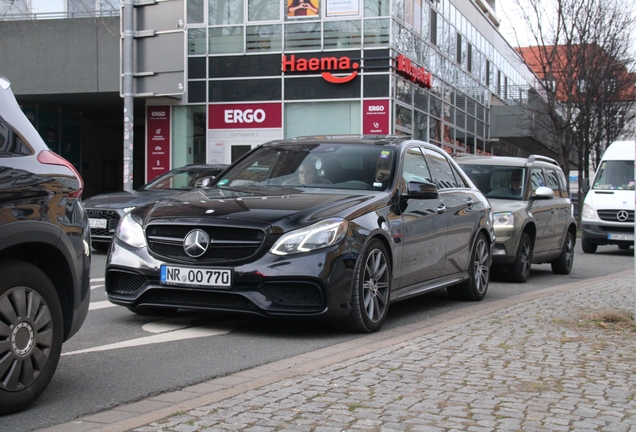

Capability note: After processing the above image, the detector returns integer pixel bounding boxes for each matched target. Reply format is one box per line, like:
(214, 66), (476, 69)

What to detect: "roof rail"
(527, 155), (560, 166)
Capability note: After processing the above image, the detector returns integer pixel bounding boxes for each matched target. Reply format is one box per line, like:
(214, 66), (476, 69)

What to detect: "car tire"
(581, 238), (597, 253)
(551, 231), (574, 274)
(341, 239), (391, 333)
(507, 232), (533, 283)
(126, 305), (178, 316)
(448, 232), (490, 301)
(0, 260), (64, 416)
(92, 242), (110, 253)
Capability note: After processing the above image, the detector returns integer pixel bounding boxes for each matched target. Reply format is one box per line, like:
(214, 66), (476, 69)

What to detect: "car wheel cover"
(564, 235), (574, 269)
(0, 286), (52, 391)
(362, 249), (390, 323)
(473, 238), (490, 293)
(520, 238), (531, 276)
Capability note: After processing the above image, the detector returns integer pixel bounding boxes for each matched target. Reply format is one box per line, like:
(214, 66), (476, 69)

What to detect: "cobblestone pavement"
(131, 275), (636, 432)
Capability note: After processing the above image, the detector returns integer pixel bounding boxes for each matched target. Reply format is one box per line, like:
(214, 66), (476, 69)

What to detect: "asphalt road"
(2, 244), (634, 431)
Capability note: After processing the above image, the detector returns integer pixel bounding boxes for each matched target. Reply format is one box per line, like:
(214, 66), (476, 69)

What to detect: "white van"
(581, 140), (634, 253)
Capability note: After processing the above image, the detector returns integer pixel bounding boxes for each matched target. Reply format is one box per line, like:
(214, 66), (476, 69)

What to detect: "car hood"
(487, 198), (528, 214)
(83, 190), (184, 209)
(134, 187), (388, 232)
(584, 189), (634, 211)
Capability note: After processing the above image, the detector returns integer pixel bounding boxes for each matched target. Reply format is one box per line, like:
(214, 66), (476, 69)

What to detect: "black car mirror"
(581, 178), (590, 193)
(405, 181), (439, 199)
(532, 186), (554, 200)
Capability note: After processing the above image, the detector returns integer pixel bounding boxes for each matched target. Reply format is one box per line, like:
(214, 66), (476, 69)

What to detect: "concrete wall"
(0, 16), (119, 95)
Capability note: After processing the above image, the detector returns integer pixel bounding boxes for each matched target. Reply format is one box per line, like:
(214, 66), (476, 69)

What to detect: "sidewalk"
(42, 271), (636, 432)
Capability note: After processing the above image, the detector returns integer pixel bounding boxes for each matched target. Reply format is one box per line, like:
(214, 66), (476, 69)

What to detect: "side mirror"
(194, 176), (214, 188)
(532, 186), (554, 200)
(405, 181), (439, 199)
(581, 178), (590, 194)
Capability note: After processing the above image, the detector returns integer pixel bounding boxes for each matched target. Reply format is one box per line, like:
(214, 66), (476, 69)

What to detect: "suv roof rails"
(527, 155), (560, 166)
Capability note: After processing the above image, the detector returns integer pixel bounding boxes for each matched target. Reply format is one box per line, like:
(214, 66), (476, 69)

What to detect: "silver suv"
(457, 155), (577, 282)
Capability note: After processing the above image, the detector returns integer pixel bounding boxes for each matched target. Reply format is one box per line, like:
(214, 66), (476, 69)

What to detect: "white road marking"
(91, 277), (105, 282)
(90, 284), (104, 290)
(89, 301), (117, 310)
(62, 319), (244, 356)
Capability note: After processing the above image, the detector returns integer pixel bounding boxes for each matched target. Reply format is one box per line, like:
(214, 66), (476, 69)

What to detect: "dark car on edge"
(83, 163), (227, 251)
(105, 136), (494, 333)
(0, 76), (90, 414)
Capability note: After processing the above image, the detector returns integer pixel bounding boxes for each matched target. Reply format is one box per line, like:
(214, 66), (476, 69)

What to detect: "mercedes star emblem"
(183, 229), (210, 257)
(617, 210), (629, 222)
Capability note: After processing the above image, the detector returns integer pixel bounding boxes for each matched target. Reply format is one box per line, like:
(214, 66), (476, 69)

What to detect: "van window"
(593, 160), (634, 190)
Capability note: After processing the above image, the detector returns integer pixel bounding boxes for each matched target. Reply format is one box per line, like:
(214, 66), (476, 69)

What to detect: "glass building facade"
(167, 0), (536, 169)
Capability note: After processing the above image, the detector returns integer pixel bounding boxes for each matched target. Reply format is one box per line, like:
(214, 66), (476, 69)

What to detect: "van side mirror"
(581, 178), (590, 193)
(405, 181), (439, 199)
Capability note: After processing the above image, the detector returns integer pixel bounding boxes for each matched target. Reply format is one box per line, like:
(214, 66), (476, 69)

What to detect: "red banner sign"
(363, 100), (389, 135)
(146, 106), (171, 182)
(282, 54), (359, 84)
(396, 54), (432, 88)
(209, 102), (282, 129)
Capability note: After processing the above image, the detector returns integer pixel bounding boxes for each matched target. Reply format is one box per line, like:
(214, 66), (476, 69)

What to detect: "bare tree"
(508, 0), (635, 217)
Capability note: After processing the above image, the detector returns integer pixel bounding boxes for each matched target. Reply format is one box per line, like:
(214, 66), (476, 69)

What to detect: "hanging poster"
(287, 0), (320, 18)
(325, 0), (359, 17)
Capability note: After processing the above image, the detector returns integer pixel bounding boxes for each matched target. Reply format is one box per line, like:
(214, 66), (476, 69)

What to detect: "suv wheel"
(0, 260), (64, 415)
(551, 231), (575, 274)
(508, 232), (533, 283)
(581, 238), (597, 254)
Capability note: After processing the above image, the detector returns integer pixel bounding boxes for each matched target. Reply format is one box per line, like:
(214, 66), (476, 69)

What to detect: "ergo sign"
(396, 54), (433, 88)
(282, 54), (359, 84)
(209, 103), (282, 129)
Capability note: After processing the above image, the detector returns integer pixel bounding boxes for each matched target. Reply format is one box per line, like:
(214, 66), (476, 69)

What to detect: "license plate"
(608, 233), (634, 241)
(160, 265), (232, 288)
(89, 218), (107, 229)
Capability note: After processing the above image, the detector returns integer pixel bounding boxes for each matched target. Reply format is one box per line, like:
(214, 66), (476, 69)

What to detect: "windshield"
(214, 143), (396, 191)
(459, 164), (526, 200)
(141, 168), (219, 191)
(592, 160), (634, 190)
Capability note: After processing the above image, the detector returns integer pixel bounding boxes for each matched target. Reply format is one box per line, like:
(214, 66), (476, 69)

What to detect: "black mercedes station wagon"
(105, 136), (494, 333)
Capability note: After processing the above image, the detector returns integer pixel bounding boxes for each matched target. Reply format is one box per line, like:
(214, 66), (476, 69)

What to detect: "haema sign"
(146, 106), (171, 182)
(209, 102), (282, 129)
(363, 100), (389, 135)
(396, 53), (432, 88)
(282, 54), (359, 83)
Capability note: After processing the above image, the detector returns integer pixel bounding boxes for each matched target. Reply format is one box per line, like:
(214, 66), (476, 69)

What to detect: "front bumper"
(581, 222), (634, 246)
(490, 228), (518, 265)
(105, 237), (357, 319)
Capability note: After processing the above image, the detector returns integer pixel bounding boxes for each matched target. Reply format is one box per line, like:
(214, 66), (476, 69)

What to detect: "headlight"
(271, 218), (348, 255)
(123, 206), (136, 213)
(115, 213), (147, 248)
(493, 212), (514, 227)
(581, 203), (596, 219)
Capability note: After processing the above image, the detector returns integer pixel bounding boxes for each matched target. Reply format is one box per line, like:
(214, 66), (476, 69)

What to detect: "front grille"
(597, 225), (634, 234)
(86, 209), (121, 236)
(139, 289), (257, 310)
(146, 224), (266, 263)
(597, 210), (634, 223)
(260, 282), (324, 308)
(107, 271), (148, 294)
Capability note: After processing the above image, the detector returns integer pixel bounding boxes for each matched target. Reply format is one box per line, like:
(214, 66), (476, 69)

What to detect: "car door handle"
(437, 204), (447, 214)
(466, 198), (474, 208)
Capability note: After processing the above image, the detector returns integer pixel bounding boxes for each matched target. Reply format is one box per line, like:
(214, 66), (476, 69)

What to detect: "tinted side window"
(544, 168), (562, 197)
(450, 164), (468, 188)
(402, 147), (432, 191)
(423, 149), (458, 189)
(0, 115), (31, 156)
(531, 168), (546, 192)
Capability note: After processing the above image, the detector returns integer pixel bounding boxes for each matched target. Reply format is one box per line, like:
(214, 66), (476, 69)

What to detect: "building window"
(467, 43), (472, 73)
(188, 28), (207, 55)
(187, 0), (204, 24)
(285, 101), (361, 137)
(363, 18), (390, 47)
(209, 27), (244, 54)
(324, 20), (362, 49)
(284, 21), (321, 50)
(456, 32), (462, 63)
(209, 0), (244, 25)
(246, 25), (282, 52)
(248, 0), (280, 22)
(365, 0), (390, 17)
(430, 9), (437, 45)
